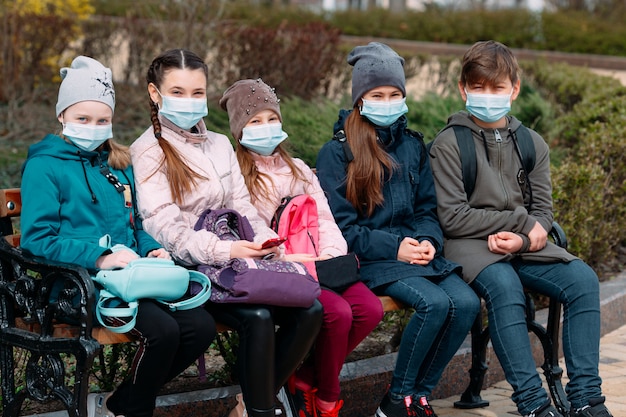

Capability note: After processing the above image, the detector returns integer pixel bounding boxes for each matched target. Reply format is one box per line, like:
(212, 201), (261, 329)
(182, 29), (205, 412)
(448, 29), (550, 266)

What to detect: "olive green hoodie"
(429, 111), (575, 282)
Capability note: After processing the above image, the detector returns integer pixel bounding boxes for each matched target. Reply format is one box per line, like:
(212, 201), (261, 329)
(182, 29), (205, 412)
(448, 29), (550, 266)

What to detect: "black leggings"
(107, 301), (216, 417)
(207, 301), (323, 417)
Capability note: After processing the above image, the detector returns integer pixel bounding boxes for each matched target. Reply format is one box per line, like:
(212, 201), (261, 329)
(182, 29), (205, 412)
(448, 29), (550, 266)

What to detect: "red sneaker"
(288, 375), (317, 417)
(317, 400), (344, 417)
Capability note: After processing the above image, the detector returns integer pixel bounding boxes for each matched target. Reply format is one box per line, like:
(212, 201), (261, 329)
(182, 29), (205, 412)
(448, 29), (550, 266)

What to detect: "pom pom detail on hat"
(56, 56), (115, 117)
(219, 78), (281, 141)
(348, 42), (406, 107)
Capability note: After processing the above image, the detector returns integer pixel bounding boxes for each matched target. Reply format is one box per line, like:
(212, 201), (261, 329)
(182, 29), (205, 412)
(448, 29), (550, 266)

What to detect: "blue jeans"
(373, 266), (479, 398)
(471, 259), (602, 415)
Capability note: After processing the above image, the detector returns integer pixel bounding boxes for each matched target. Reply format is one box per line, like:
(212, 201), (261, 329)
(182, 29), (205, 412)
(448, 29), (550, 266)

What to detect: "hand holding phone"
(261, 237), (287, 249)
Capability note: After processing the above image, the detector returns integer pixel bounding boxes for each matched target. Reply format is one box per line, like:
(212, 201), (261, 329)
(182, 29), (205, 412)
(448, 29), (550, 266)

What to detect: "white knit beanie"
(55, 56), (115, 117)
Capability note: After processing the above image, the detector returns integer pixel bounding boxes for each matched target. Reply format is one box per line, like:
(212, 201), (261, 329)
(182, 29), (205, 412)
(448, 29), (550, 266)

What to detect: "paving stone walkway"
(426, 323), (626, 416)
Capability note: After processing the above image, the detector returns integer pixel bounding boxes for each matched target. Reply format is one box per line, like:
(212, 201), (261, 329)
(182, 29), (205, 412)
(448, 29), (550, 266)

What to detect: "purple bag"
(198, 258), (320, 307)
(193, 208), (320, 307)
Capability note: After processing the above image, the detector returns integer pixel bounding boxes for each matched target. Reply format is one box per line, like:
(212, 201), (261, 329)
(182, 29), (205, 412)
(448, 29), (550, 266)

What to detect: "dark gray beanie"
(348, 42), (406, 107)
(219, 78), (282, 141)
(56, 56), (115, 117)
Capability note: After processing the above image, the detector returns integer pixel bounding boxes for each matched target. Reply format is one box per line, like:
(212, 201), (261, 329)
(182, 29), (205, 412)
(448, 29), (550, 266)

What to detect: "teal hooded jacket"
(20, 134), (162, 273)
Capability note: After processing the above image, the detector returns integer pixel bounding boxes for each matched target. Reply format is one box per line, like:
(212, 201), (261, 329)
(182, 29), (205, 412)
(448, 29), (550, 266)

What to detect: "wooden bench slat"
(379, 295), (405, 311)
(15, 318), (135, 344)
(1, 188), (22, 218)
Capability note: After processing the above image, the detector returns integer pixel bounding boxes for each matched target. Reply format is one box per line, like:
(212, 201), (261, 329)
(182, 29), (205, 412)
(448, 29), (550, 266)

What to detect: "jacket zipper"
(494, 129), (509, 207)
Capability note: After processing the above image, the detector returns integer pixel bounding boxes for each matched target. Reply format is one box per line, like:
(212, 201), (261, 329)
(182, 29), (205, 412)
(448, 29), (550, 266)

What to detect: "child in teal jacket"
(20, 56), (215, 417)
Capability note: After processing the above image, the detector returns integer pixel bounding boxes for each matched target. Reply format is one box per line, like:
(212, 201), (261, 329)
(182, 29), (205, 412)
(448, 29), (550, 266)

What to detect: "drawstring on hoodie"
(479, 130), (490, 163)
(77, 152), (98, 204)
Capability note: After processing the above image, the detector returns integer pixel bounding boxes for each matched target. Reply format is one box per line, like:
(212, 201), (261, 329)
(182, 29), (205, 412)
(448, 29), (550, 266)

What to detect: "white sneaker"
(228, 392), (283, 417)
(87, 393), (120, 417)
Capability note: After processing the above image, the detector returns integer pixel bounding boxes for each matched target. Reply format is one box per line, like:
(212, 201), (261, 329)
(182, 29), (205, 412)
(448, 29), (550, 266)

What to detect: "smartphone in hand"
(261, 237), (287, 249)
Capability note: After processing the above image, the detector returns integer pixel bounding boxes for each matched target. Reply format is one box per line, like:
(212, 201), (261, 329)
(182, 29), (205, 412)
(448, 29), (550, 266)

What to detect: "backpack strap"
(512, 125), (536, 210)
(450, 124), (536, 206)
(513, 125), (536, 174)
(332, 130), (354, 163)
(271, 196), (295, 232)
(452, 125), (478, 198)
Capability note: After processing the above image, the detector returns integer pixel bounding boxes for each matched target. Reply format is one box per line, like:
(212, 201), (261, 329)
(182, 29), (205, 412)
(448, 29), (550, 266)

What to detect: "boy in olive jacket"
(429, 40), (612, 417)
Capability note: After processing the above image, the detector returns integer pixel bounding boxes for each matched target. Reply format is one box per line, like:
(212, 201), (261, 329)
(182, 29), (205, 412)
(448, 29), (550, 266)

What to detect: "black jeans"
(207, 300), (323, 417)
(107, 300), (216, 417)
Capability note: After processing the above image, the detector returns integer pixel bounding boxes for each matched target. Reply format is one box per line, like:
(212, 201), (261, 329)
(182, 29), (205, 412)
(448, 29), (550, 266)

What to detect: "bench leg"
(454, 311), (490, 409)
(456, 295), (570, 413)
(1, 344), (26, 417)
(72, 345), (100, 417)
(14, 339), (100, 417)
(526, 296), (570, 416)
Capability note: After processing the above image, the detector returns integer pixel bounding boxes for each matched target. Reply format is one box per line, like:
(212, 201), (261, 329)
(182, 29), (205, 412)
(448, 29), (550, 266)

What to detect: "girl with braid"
(130, 49), (323, 417)
(21, 56), (216, 417)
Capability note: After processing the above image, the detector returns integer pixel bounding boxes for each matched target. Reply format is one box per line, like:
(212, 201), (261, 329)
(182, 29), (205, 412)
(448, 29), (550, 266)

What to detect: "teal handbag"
(93, 258), (211, 333)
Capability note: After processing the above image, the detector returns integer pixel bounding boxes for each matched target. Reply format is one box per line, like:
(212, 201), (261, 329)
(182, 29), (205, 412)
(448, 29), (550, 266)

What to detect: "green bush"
(87, 0), (626, 58)
(541, 12), (626, 55)
(550, 94), (626, 266)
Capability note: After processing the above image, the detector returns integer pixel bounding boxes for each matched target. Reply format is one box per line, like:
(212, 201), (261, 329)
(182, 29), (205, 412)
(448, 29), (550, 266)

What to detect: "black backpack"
(434, 124), (535, 209)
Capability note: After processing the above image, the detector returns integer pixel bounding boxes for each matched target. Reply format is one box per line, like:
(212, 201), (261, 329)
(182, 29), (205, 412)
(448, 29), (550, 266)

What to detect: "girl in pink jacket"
(131, 50), (323, 417)
(220, 79), (384, 417)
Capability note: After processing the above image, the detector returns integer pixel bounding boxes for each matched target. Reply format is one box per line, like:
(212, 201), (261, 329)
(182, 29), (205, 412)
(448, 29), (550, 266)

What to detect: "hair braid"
(149, 99), (162, 139)
(143, 49), (209, 205)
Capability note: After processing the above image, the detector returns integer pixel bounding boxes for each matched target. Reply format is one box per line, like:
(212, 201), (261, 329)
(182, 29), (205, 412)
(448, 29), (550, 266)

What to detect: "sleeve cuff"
(517, 234), (531, 253)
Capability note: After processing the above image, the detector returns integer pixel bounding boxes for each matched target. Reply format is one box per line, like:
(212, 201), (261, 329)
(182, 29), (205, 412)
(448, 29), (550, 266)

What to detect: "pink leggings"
(297, 282), (384, 402)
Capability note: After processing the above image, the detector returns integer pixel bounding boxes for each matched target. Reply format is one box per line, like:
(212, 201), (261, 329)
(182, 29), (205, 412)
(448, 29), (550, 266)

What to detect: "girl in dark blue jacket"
(316, 42), (479, 417)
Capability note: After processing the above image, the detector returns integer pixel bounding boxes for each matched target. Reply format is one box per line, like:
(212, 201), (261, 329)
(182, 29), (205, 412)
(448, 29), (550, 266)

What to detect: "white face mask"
(464, 89), (513, 123)
(157, 92), (208, 130)
(62, 122), (112, 152)
(240, 123), (288, 156)
(359, 98), (409, 127)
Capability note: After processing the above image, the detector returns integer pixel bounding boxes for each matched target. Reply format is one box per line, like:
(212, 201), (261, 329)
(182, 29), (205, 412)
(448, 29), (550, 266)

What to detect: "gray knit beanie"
(348, 42), (406, 107)
(56, 56), (115, 117)
(219, 78), (282, 141)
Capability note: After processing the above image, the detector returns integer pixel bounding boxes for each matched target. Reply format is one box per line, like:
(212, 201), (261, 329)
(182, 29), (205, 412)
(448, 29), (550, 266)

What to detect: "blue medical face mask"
(360, 98), (408, 127)
(157, 91), (208, 130)
(62, 122), (112, 152)
(465, 89), (513, 123)
(240, 123), (288, 156)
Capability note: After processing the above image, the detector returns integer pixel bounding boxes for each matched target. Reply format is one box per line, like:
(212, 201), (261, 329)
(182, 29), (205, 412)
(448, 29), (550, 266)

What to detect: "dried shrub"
(212, 22), (344, 100)
(0, 1), (92, 103)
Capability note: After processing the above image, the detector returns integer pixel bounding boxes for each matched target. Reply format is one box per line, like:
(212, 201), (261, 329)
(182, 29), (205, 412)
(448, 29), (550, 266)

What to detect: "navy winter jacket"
(316, 110), (459, 289)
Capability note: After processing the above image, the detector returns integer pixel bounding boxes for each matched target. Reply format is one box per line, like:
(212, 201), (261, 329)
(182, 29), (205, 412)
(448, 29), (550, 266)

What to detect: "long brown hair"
(344, 107), (397, 217)
(236, 143), (308, 204)
(106, 140), (131, 169)
(145, 49), (209, 204)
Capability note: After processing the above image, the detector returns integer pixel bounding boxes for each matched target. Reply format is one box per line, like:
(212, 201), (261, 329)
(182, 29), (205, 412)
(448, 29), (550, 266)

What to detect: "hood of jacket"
(20, 134), (161, 270)
(25, 133), (105, 165)
(23, 134), (111, 205)
(442, 111), (523, 137)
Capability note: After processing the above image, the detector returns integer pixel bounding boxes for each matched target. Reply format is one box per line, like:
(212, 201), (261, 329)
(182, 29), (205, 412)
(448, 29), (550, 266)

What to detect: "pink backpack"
(271, 194), (319, 280)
